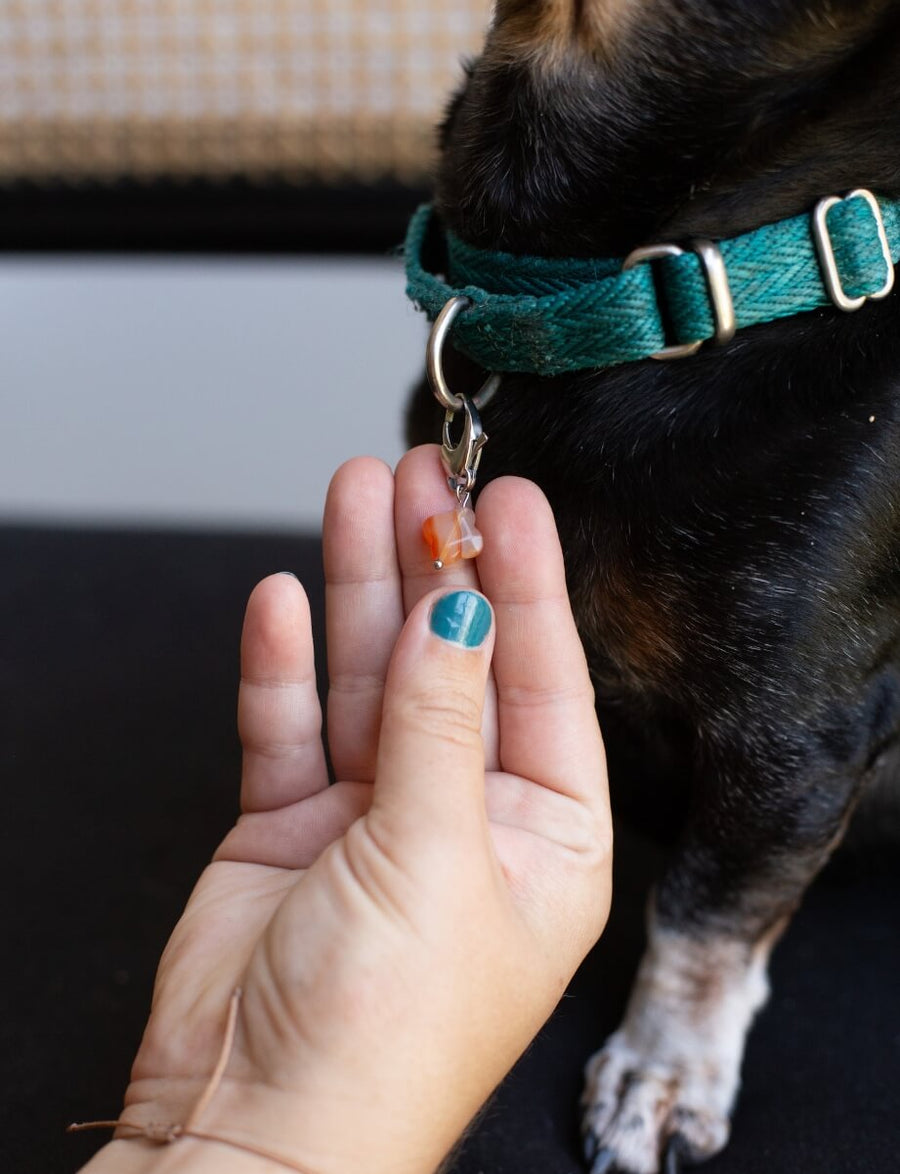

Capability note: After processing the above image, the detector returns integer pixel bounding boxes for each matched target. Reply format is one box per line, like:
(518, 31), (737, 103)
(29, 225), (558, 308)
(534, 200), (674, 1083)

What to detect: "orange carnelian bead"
(422, 507), (483, 569)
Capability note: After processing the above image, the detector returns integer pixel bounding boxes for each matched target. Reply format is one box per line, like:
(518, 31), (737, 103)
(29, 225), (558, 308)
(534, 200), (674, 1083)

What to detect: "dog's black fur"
(408, 1), (900, 1169)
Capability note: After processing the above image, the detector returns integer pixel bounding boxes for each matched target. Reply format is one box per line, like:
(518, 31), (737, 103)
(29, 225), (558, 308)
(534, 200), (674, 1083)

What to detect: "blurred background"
(0, 0), (493, 529)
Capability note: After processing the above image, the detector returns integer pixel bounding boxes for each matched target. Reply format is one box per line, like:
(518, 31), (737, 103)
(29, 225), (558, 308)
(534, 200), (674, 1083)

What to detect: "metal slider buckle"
(812, 188), (895, 312)
(622, 239), (736, 360)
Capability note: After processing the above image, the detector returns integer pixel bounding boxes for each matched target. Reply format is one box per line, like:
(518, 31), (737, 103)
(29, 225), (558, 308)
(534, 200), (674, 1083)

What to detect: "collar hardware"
(812, 188), (895, 312)
(622, 238), (736, 360)
(426, 294), (502, 411)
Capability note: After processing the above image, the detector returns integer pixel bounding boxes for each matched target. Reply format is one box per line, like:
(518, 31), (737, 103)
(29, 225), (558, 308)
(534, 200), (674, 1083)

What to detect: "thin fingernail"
(277, 571), (299, 580)
(429, 591), (492, 648)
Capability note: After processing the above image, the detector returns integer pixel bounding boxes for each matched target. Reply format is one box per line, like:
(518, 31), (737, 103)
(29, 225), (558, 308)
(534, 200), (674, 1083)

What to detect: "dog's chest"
(481, 378), (900, 717)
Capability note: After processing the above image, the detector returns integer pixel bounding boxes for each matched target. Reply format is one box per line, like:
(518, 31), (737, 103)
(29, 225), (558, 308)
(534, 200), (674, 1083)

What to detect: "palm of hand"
(123, 448), (611, 1146)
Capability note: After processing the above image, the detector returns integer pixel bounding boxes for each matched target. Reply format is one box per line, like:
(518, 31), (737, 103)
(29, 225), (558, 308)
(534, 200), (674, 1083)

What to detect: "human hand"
(81, 447), (612, 1174)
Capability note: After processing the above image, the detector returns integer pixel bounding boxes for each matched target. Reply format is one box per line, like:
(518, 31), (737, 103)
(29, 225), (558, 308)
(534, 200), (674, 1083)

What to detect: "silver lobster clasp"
(441, 394), (487, 505)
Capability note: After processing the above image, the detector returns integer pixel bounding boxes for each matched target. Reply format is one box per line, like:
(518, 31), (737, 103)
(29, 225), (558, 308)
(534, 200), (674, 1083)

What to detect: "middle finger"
(394, 444), (499, 768)
(393, 444), (483, 612)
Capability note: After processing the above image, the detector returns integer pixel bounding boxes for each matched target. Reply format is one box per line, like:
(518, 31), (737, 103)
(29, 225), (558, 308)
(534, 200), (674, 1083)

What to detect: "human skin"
(78, 446), (613, 1174)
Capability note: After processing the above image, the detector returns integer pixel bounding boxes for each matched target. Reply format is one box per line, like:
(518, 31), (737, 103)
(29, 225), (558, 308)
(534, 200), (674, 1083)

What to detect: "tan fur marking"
(575, 567), (682, 691)
(491, 0), (642, 64)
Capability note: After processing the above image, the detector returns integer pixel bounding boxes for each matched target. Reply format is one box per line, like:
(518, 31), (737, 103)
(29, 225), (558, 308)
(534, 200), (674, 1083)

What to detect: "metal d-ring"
(426, 295), (502, 412)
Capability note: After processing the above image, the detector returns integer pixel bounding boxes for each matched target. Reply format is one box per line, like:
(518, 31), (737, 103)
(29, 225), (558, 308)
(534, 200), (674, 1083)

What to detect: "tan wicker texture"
(0, 0), (493, 183)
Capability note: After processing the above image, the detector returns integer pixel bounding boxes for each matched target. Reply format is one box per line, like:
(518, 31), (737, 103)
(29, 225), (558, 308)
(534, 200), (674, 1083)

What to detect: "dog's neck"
(436, 0), (900, 258)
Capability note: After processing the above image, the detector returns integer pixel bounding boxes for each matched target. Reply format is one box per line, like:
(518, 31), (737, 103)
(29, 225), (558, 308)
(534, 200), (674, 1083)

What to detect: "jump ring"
(426, 295), (501, 412)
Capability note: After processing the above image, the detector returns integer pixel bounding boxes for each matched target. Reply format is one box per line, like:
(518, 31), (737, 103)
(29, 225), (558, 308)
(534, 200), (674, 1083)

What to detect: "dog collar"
(404, 190), (899, 377)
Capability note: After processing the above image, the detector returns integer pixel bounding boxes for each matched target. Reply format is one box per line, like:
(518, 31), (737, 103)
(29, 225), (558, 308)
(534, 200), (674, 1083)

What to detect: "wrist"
(77, 1075), (456, 1174)
(75, 1075), (328, 1174)
(190, 1076), (455, 1174)
(79, 1135), (286, 1174)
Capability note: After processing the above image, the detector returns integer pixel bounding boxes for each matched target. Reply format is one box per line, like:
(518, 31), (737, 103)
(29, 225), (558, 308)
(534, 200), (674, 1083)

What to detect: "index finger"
(475, 477), (608, 807)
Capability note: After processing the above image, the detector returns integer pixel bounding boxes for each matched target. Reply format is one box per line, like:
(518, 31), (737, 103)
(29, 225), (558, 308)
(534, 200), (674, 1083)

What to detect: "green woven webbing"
(404, 193), (900, 377)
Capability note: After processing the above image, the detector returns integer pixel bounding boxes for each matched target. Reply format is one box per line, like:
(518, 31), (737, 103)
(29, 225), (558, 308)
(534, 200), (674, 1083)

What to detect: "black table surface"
(2, 524), (898, 1174)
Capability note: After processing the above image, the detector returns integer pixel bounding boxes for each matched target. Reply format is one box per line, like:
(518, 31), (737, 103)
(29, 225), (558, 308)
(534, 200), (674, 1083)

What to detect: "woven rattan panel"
(0, 0), (492, 184)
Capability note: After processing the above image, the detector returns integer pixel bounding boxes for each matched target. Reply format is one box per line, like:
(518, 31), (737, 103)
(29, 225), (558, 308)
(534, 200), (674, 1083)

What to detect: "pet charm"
(421, 295), (501, 570)
(423, 395), (487, 570)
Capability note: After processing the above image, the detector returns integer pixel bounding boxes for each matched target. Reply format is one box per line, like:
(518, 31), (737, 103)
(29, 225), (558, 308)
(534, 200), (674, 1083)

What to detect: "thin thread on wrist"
(68, 988), (312, 1174)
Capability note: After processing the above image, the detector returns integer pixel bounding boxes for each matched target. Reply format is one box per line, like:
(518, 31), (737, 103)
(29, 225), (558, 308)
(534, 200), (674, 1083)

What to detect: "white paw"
(581, 1033), (730, 1173)
(580, 916), (777, 1173)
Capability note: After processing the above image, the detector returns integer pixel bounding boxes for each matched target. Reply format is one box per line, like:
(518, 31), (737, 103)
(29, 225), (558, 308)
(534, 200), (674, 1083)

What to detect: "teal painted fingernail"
(429, 591), (492, 648)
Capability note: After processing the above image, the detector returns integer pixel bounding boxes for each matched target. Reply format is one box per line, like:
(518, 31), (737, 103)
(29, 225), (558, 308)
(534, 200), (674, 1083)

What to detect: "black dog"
(406, 2), (900, 1171)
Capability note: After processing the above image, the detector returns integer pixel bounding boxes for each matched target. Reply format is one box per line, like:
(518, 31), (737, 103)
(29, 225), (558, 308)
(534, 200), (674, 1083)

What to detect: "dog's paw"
(581, 1033), (730, 1173)
(580, 918), (777, 1173)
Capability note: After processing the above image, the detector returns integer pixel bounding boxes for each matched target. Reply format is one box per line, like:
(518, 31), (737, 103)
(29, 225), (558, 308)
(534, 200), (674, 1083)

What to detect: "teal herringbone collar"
(404, 190), (899, 377)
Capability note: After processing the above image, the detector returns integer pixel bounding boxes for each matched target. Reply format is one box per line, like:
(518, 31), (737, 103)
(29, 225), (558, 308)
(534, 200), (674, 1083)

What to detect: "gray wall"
(1, 256), (425, 531)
